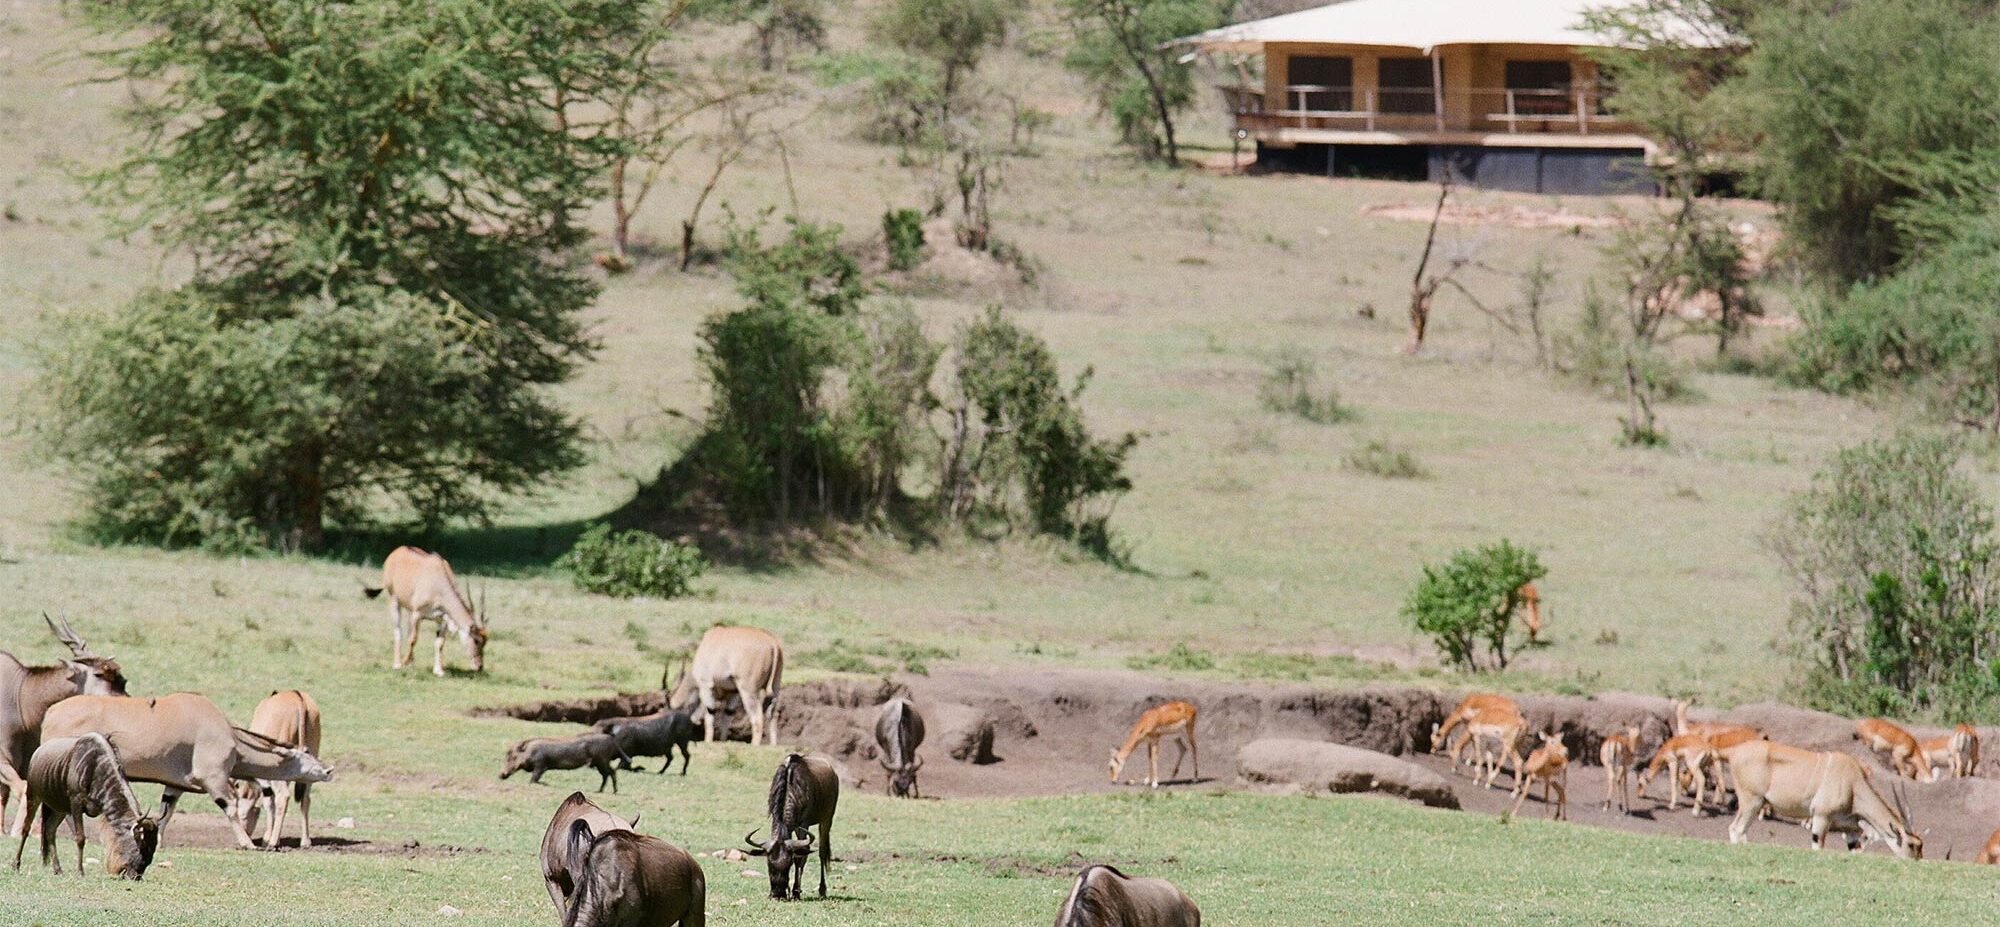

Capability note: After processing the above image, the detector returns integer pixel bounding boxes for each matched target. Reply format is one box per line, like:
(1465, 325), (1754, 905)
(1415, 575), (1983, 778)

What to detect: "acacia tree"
(1063, 0), (1224, 163)
(40, 0), (647, 549)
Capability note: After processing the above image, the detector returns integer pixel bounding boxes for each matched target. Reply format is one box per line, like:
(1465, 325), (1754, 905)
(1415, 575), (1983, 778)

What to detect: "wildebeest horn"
(478, 584), (488, 626)
(44, 613), (97, 659)
(743, 829), (768, 855)
(913, 754), (924, 771)
(879, 756), (896, 771)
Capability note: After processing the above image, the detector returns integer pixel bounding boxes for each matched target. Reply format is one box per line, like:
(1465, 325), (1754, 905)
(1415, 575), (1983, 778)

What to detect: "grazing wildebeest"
(229, 689), (322, 848)
(561, 819), (706, 927)
(364, 546), (488, 675)
(591, 710), (695, 776)
(668, 628), (784, 746)
(1053, 864), (1200, 927)
(0, 617), (128, 837)
(502, 733), (629, 793)
(744, 753), (838, 900)
(10, 734), (158, 879)
(1721, 739), (1923, 858)
(41, 693), (332, 849)
(1108, 701), (1197, 789)
(873, 698), (925, 798)
(542, 791), (635, 915)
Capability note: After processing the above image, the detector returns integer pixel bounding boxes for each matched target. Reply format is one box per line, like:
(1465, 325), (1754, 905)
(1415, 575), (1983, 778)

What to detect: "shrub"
(1767, 433), (2000, 718)
(1403, 540), (1547, 672)
(883, 207), (927, 270)
(558, 524), (706, 599)
(1259, 351), (1355, 424)
(1343, 440), (1427, 479)
(1126, 642), (1216, 672)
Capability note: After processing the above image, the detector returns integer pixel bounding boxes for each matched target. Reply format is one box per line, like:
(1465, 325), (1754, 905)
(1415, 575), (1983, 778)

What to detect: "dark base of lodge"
(1255, 142), (1654, 196)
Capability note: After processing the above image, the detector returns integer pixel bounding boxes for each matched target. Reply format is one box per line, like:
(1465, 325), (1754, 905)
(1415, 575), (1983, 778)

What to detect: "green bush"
(1260, 351), (1355, 424)
(1343, 440), (1426, 480)
(1403, 540), (1547, 672)
(883, 208), (927, 270)
(558, 524), (706, 599)
(1126, 642), (1216, 672)
(1768, 433), (2000, 719)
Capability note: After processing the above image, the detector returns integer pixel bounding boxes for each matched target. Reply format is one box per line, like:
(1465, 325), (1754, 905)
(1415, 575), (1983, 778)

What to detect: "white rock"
(844, 865), (858, 872)
(724, 849), (747, 862)
(438, 905), (463, 917)
(84, 857), (99, 867)
(335, 817), (356, 829)
(741, 869), (761, 878)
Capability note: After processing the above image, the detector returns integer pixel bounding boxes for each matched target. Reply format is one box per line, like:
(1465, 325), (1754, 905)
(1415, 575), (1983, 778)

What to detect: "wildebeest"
(502, 733), (629, 793)
(0, 617), (128, 836)
(10, 734), (157, 879)
(668, 628), (784, 746)
(591, 709), (695, 776)
(364, 546), (488, 676)
(744, 753), (838, 900)
(41, 693), (332, 849)
(229, 689), (322, 848)
(1053, 864), (1199, 927)
(542, 791), (635, 915)
(1720, 739), (1923, 858)
(1108, 701), (1197, 789)
(873, 698), (925, 798)
(561, 818), (706, 927)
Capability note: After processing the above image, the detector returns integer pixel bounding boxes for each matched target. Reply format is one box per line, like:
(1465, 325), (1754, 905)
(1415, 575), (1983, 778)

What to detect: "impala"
(1599, 725), (1639, 813)
(1455, 703), (1526, 790)
(1508, 732), (1569, 820)
(1855, 718), (1935, 782)
(1636, 733), (1719, 815)
(1108, 701), (1197, 788)
(1430, 693), (1517, 773)
(1918, 724), (1978, 779)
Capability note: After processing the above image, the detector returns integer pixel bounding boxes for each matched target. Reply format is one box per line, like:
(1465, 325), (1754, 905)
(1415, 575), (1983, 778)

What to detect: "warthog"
(591, 710), (695, 776)
(364, 546), (488, 675)
(229, 689), (322, 848)
(502, 734), (629, 793)
(744, 753), (838, 900)
(11, 734), (158, 879)
(873, 698), (925, 798)
(0, 617), (128, 837)
(41, 693), (331, 850)
(560, 819), (706, 926)
(542, 791), (635, 915)
(1054, 865), (1200, 927)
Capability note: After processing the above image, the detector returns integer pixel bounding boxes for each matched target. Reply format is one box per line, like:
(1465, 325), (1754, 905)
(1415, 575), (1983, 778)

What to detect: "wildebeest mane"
(1063, 865), (1128, 927)
(769, 753), (811, 835)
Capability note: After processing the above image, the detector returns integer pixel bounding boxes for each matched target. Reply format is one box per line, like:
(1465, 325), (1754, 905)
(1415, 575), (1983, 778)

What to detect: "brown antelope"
(542, 792), (636, 915)
(1918, 724), (1979, 779)
(1054, 864), (1200, 927)
(1600, 725), (1639, 813)
(1720, 739), (1922, 858)
(41, 693), (332, 850)
(1855, 718), (1935, 782)
(1108, 701), (1197, 789)
(228, 690), (321, 848)
(10, 734), (158, 879)
(364, 546), (488, 676)
(1456, 704), (1527, 790)
(0, 617), (128, 837)
(667, 627), (784, 746)
(1430, 693), (1522, 778)
(1508, 732), (1569, 820)
(1976, 823), (2000, 864)
(874, 698), (926, 799)
(560, 817), (706, 927)
(1636, 734), (1720, 815)
(1518, 582), (1544, 643)
(744, 753), (839, 900)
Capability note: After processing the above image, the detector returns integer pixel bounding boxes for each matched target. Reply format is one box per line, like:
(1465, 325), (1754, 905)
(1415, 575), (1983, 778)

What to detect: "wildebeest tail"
(561, 819), (599, 927)
(362, 586), (384, 599)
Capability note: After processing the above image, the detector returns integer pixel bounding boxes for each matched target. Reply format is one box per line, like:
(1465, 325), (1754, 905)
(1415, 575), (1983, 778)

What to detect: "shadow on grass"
(323, 519), (598, 579)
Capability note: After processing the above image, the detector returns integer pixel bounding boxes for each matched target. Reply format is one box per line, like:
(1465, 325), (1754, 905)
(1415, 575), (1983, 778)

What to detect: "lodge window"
(1503, 60), (1574, 114)
(1377, 57), (1437, 114)
(1287, 55), (1352, 111)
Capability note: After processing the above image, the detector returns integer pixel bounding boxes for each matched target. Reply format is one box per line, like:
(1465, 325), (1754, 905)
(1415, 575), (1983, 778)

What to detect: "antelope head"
(103, 815), (160, 880)
(45, 614), (127, 696)
(882, 753), (923, 798)
(463, 584), (489, 672)
(282, 747), (335, 785)
(1107, 747), (1128, 783)
(744, 827), (814, 899)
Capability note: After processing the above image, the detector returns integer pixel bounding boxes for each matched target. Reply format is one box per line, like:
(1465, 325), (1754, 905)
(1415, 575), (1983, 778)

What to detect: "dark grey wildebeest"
(502, 733), (629, 793)
(1054, 865), (1200, 927)
(591, 709), (695, 776)
(559, 818), (704, 927)
(10, 734), (158, 879)
(541, 791), (636, 915)
(744, 753), (838, 900)
(872, 698), (925, 798)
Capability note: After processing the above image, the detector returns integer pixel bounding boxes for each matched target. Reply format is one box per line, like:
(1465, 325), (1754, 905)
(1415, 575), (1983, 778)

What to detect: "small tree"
(871, 0), (1021, 130)
(1767, 433), (2000, 718)
(1063, 0), (1225, 163)
(1404, 541), (1548, 672)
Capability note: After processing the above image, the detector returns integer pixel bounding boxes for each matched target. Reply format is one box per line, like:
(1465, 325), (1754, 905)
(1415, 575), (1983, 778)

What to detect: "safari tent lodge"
(1182, 0), (1723, 195)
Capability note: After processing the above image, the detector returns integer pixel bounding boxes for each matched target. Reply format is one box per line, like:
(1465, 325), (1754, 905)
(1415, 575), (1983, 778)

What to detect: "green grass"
(0, 2), (1989, 923)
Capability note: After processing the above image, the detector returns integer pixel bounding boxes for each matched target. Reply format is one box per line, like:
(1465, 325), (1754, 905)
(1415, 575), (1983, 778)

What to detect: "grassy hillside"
(0, 3), (1984, 924)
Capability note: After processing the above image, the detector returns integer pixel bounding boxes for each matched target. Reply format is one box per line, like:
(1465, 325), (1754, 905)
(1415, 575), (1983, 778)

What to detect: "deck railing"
(1218, 83), (1630, 136)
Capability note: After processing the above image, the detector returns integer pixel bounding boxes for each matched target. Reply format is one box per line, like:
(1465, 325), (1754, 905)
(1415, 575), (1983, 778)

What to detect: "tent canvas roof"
(1179, 0), (1726, 54)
